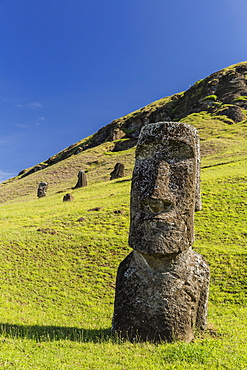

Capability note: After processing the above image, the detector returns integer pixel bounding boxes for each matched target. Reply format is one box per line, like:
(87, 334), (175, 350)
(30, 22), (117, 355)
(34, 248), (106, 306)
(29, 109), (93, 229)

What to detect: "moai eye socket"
(136, 140), (194, 164)
(160, 140), (194, 164)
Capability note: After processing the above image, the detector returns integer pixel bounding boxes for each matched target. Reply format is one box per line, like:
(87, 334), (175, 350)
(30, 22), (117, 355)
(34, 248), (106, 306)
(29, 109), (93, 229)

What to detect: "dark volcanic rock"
(216, 105), (244, 122)
(23, 164), (48, 178)
(112, 138), (138, 152)
(87, 207), (103, 211)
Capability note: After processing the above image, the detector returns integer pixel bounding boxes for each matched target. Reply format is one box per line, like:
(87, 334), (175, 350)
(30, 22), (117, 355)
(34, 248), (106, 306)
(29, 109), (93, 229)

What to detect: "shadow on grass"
(0, 323), (112, 343)
(115, 178), (131, 183)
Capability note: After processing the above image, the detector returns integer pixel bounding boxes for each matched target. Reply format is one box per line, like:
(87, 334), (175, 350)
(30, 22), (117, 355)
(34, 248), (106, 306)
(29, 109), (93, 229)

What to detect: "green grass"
(0, 154), (246, 368)
(0, 73), (247, 368)
(203, 95), (217, 101)
(233, 96), (247, 102)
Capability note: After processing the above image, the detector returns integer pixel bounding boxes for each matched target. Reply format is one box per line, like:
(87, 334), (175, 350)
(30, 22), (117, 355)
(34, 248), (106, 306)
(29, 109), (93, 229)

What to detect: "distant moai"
(112, 122), (210, 342)
(74, 170), (88, 189)
(37, 181), (48, 198)
(110, 163), (125, 180)
(63, 193), (74, 201)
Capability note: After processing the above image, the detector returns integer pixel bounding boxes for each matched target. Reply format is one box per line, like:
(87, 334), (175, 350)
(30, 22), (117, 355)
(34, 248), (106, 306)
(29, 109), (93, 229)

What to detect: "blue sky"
(0, 0), (247, 182)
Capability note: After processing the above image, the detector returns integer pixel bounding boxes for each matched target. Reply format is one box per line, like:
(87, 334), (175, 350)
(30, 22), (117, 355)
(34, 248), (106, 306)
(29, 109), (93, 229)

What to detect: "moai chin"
(112, 122), (209, 343)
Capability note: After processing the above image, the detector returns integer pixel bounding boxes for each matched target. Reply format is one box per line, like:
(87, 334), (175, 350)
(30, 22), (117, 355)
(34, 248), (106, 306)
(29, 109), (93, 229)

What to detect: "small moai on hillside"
(110, 163), (125, 180)
(112, 122), (210, 343)
(63, 193), (74, 202)
(37, 181), (48, 198)
(74, 170), (88, 189)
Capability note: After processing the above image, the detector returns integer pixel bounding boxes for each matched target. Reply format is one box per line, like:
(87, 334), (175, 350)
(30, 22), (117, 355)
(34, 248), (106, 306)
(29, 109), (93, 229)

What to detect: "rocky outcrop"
(113, 249), (209, 342)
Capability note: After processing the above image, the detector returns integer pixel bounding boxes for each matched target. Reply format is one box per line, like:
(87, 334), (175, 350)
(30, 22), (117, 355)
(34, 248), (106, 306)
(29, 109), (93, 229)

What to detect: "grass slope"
(0, 159), (246, 369)
(0, 95), (246, 368)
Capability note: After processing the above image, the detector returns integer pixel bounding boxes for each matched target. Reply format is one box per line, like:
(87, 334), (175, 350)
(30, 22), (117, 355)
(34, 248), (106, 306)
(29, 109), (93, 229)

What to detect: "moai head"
(75, 170), (88, 188)
(37, 181), (48, 198)
(110, 163), (125, 180)
(129, 122), (201, 255)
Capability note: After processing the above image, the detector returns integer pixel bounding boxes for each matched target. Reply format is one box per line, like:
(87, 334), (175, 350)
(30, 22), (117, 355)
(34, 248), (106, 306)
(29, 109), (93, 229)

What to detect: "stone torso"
(113, 249), (209, 342)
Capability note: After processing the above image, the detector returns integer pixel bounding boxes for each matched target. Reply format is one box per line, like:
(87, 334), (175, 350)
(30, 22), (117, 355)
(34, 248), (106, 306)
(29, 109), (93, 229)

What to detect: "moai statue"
(112, 122), (209, 342)
(74, 170), (88, 189)
(110, 163), (125, 180)
(63, 193), (74, 202)
(37, 181), (48, 198)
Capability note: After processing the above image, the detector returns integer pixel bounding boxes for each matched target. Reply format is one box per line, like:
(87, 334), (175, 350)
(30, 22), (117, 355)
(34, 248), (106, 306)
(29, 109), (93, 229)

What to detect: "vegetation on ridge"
(7, 61), (247, 180)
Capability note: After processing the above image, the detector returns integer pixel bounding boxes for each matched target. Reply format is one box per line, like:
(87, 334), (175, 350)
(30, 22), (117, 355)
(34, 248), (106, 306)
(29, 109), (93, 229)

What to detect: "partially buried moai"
(37, 181), (48, 198)
(110, 163), (125, 180)
(74, 170), (88, 189)
(112, 122), (209, 342)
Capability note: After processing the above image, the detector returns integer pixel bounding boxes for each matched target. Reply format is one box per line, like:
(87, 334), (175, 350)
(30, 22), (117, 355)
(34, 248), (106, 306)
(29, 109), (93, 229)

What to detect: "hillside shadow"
(0, 323), (112, 343)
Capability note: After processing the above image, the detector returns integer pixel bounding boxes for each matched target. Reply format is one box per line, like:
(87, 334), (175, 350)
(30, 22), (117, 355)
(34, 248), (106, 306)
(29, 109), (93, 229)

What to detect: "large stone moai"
(74, 170), (88, 189)
(110, 163), (125, 180)
(37, 181), (48, 198)
(112, 122), (209, 343)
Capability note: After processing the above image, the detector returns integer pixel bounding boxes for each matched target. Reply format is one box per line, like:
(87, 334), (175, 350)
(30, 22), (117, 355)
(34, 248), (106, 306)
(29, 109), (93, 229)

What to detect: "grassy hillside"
(7, 61), (247, 181)
(0, 63), (246, 369)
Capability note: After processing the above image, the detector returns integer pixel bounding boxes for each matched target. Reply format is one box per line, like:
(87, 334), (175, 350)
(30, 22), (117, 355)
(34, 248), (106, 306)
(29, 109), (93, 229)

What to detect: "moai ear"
(195, 134), (202, 212)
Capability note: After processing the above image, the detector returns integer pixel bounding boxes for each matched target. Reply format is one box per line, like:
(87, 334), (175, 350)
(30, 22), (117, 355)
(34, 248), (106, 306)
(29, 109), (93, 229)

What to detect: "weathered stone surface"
(73, 170), (88, 189)
(216, 105), (244, 123)
(110, 163), (125, 180)
(129, 122), (200, 255)
(113, 121), (209, 343)
(110, 128), (126, 141)
(195, 134), (202, 212)
(37, 182), (48, 197)
(22, 164), (48, 178)
(63, 193), (74, 201)
(112, 249), (209, 342)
